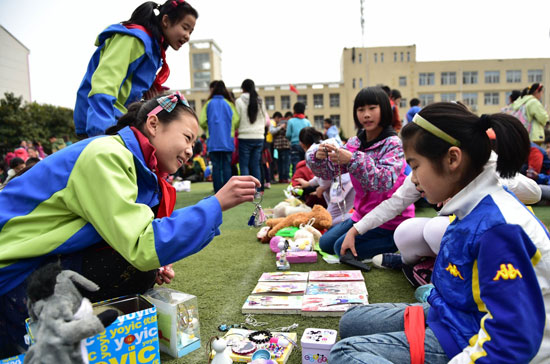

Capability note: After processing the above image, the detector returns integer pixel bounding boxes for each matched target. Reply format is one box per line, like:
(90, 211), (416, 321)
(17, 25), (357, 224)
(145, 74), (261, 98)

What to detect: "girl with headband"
(331, 102), (550, 363)
(74, 0), (198, 137)
(0, 92), (259, 357)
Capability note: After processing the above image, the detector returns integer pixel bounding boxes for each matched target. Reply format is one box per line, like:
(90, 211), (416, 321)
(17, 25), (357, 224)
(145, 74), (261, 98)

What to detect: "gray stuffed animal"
(24, 263), (118, 364)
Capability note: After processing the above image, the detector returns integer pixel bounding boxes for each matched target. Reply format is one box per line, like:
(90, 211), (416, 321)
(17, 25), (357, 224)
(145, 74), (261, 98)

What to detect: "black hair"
(241, 79), (260, 123)
(208, 80), (234, 103)
(401, 102), (529, 181)
(272, 111), (283, 119)
(27, 263), (63, 304)
(353, 87), (393, 130)
(284, 111), (293, 119)
(528, 83), (544, 95)
(299, 127), (324, 148)
(122, 0), (198, 48)
(209, 80), (219, 90)
(9, 157), (24, 169)
(192, 140), (202, 156)
(520, 87), (530, 97)
(324, 118), (333, 125)
(25, 157), (40, 168)
(509, 90), (521, 103)
(381, 85), (391, 97)
(293, 102), (305, 114)
(390, 89), (402, 100)
(410, 98), (420, 107)
(105, 96), (198, 135)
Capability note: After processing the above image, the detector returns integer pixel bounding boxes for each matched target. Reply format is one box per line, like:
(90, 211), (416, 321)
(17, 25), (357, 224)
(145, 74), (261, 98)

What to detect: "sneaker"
(265, 183), (271, 189)
(371, 253), (403, 270)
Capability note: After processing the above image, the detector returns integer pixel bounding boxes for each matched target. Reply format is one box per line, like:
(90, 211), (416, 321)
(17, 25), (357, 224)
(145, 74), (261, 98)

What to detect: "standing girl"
(0, 92), (259, 357)
(74, 0), (198, 137)
(236, 79), (269, 186)
(307, 87), (414, 260)
(199, 80), (239, 192)
(510, 83), (548, 144)
(331, 102), (550, 363)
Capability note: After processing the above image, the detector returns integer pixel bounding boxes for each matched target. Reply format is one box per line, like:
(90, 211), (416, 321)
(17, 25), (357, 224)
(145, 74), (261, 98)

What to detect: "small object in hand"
(339, 250), (371, 272)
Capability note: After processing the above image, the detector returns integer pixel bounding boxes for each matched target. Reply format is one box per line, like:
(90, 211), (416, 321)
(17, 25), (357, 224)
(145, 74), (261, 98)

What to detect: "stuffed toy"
(24, 263), (118, 364)
(264, 204), (332, 241)
(272, 198), (311, 218)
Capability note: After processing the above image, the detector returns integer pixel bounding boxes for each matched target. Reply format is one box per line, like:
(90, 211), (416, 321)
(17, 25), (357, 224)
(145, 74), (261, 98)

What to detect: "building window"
(400, 52), (404, 62)
(506, 70), (521, 83)
(381, 53), (384, 62)
(485, 71), (500, 84)
(188, 100), (196, 111)
(359, 78), (363, 88)
(330, 114), (341, 127)
(419, 73), (435, 86)
(441, 72), (457, 85)
(374, 53), (377, 63)
(419, 94), (434, 106)
(462, 92), (478, 111)
(329, 93), (340, 107)
(484, 92), (499, 105)
(407, 51), (410, 62)
(281, 95), (291, 110)
(192, 53), (210, 70)
(314, 115), (324, 130)
(394, 52), (397, 62)
(440, 93), (456, 102)
(528, 69), (543, 83)
(399, 98), (407, 108)
(297, 95), (307, 106)
(352, 78), (356, 89)
(463, 71), (478, 84)
(359, 53), (362, 63)
(265, 96), (275, 111)
(399, 76), (407, 87)
(313, 94), (324, 109)
(193, 71), (211, 88)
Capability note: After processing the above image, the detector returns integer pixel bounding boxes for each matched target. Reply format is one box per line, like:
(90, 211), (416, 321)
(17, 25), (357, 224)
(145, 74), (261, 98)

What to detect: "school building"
(0, 25), (31, 103)
(179, 40), (549, 139)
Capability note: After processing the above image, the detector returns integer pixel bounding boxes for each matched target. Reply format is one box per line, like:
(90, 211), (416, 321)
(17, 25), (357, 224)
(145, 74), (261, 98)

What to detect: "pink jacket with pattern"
(306, 135), (414, 230)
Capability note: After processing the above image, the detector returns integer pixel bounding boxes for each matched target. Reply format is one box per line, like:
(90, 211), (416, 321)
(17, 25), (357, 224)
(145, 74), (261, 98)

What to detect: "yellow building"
(180, 40), (549, 139)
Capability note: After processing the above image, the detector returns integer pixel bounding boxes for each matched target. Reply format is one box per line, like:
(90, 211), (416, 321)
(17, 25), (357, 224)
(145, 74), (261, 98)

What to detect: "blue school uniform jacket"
(427, 165), (550, 363)
(74, 24), (162, 137)
(0, 127), (222, 296)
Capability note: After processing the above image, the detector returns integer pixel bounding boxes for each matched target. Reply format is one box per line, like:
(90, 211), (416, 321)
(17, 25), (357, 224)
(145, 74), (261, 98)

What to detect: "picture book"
(258, 271), (309, 282)
(306, 281), (368, 296)
(308, 270), (364, 282)
(301, 294), (369, 317)
(252, 282), (307, 295)
(242, 295), (303, 314)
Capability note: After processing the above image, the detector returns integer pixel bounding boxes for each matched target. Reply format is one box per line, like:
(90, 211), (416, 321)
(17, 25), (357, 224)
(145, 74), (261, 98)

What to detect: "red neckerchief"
(130, 127), (176, 218)
(293, 113), (306, 119)
(124, 24), (170, 92)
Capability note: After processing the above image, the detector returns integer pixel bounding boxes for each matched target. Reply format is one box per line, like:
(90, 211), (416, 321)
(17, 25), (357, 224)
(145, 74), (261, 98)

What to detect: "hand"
(215, 175), (260, 211)
(156, 264), (175, 285)
(327, 146), (352, 165)
(315, 186), (325, 198)
(340, 227), (359, 257)
(526, 168), (539, 180)
(295, 178), (309, 188)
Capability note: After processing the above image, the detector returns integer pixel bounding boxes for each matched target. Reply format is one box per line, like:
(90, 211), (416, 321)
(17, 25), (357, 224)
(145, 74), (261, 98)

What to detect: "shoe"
(265, 183), (271, 189)
(371, 253), (403, 270)
(415, 283), (435, 303)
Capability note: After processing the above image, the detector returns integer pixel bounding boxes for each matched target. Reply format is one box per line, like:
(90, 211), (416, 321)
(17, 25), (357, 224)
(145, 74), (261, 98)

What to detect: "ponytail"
(241, 79), (259, 123)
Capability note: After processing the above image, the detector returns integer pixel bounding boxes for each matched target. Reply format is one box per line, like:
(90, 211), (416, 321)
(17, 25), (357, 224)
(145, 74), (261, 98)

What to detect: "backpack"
(503, 100), (534, 134)
(402, 257), (435, 288)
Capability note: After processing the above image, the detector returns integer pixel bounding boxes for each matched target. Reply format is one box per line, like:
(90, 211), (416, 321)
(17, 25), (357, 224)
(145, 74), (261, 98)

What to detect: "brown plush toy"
(265, 204), (332, 240)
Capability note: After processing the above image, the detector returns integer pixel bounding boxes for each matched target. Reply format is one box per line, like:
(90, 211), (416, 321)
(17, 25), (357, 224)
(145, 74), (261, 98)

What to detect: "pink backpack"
(402, 257), (435, 288)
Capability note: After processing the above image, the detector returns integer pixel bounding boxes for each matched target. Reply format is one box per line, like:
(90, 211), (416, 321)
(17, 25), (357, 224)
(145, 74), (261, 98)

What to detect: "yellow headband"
(412, 114), (461, 147)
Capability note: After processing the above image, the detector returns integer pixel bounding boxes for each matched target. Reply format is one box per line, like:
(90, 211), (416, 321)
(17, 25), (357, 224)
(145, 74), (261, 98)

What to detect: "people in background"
(286, 102), (311, 177)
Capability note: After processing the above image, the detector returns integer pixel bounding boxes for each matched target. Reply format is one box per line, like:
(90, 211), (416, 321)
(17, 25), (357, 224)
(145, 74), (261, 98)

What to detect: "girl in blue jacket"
(331, 102), (550, 363)
(74, 0), (198, 137)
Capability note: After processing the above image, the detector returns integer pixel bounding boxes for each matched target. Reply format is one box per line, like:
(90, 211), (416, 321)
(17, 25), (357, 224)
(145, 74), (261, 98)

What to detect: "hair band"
(147, 91), (190, 116)
(412, 113), (461, 147)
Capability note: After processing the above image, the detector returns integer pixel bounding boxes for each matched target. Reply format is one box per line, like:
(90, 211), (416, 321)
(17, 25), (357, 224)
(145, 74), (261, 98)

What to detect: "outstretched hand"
(215, 176), (261, 211)
(340, 226), (359, 257)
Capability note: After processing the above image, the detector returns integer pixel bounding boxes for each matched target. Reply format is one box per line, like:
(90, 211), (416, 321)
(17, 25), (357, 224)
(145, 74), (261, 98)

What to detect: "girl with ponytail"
(0, 92), (259, 357)
(74, 0), (198, 138)
(331, 102), (550, 363)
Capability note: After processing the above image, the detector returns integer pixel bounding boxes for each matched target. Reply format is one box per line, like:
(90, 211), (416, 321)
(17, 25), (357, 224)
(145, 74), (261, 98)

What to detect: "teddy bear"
(263, 204), (332, 242)
(24, 263), (118, 364)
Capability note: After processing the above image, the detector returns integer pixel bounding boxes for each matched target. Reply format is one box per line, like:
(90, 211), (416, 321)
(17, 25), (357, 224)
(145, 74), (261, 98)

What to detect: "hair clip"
(171, 0), (185, 7)
(147, 91), (190, 116)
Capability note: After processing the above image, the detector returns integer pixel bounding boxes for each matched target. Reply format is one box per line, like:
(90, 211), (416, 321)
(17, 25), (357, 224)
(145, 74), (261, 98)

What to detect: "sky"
(1, 0), (550, 109)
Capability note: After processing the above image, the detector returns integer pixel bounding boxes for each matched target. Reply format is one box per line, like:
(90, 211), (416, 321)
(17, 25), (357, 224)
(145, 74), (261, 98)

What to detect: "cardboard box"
(143, 287), (201, 358)
(26, 295), (160, 364)
(300, 328), (337, 364)
(0, 354), (25, 364)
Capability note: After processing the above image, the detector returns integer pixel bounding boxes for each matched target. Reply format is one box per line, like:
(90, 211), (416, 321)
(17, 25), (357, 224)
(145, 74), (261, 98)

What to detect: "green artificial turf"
(162, 181), (550, 363)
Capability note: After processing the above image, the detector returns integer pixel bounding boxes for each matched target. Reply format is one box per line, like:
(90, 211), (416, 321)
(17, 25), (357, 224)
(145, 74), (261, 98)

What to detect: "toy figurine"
(276, 240), (290, 270)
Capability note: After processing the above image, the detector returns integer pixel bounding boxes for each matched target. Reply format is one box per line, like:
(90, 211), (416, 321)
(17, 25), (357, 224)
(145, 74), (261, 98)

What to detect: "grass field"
(162, 181), (550, 363)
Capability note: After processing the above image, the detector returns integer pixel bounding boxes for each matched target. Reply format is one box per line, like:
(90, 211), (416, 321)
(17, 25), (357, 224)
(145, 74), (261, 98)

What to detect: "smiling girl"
(306, 86), (414, 260)
(331, 102), (550, 363)
(0, 92), (259, 357)
(74, 0), (198, 137)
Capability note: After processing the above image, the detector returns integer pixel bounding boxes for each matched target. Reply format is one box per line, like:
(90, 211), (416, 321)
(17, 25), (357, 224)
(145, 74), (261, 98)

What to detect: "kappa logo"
(445, 263), (464, 280)
(493, 264), (523, 281)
